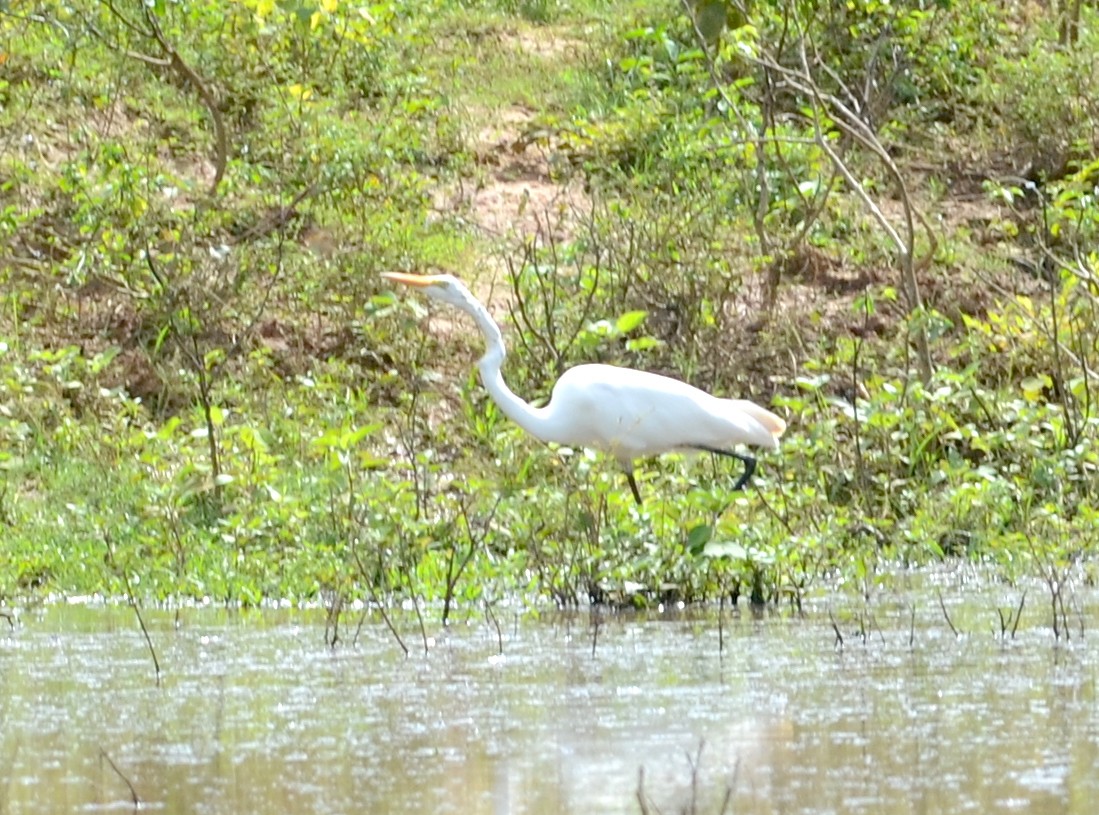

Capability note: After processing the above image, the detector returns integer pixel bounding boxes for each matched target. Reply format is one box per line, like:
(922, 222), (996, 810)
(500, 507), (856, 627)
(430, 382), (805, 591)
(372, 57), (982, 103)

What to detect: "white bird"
(382, 272), (786, 504)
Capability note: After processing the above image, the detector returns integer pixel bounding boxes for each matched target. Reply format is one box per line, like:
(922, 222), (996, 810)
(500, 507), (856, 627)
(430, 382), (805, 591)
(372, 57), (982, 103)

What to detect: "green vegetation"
(2, 0), (1098, 618)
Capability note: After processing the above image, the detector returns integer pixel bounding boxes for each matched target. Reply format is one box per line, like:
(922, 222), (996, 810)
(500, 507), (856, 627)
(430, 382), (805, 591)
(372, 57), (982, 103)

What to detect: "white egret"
(382, 272), (785, 504)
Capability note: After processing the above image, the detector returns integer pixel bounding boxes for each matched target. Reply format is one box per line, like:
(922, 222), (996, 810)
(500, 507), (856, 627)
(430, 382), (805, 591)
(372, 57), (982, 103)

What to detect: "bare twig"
(99, 749), (140, 807)
(828, 609), (844, 648)
(376, 600), (409, 657)
(141, 6), (227, 195)
(1011, 591), (1026, 639)
(104, 534), (161, 685)
(718, 591), (725, 654)
(442, 495), (503, 626)
(411, 592), (430, 656)
(324, 591), (342, 647)
(937, 589), (960, 637)
(749, 27), (937, 382)
(720, 757), (740, 815)
(636, 767), (653, 815)
(96, 1), (228, 195)
(686, 740), (705, 815)
(351, 606), (369, 647)
(484, 601), (504, 655)
(351, 546), (409, 657)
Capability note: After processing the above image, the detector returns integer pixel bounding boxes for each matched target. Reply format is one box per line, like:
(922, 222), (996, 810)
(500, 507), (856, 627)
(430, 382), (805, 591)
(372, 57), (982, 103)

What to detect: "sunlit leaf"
(288, 83), (313, 101)
(702, 540), (748, 560)
(1021, 375), (1050, 402)
(615, 310), (648, 333)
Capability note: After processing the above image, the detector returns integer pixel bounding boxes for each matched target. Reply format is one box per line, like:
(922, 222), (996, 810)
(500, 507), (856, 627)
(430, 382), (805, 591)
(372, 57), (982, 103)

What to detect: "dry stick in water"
(104, 535), (161, 685)
(410, 594), (430, 656)
(720, 758), (741, 815)
(351, 547), (409, 657)
(324, 592), (342, 647)
(484, 602), (504, 655)
(828, 609), (844, 649)
(100, 748), (139, 807)
(1011, 591), (1026, 639)
(996, 591), (1028, 640)
(636, 767), (654, 815)
(868, 610), (886, 645)
(718, 592), (726, 654)
(937, 589), (961, 637)
(352, 606), (370, 647)
(375, 599), (409, 658)
(687, 740), (706, 815)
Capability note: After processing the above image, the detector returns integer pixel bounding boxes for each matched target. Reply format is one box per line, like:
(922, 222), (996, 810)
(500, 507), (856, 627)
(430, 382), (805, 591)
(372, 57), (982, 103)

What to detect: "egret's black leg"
(625, 471), (644, 506)
(693, 447), (758, 491)
(729, 453), (756, 491)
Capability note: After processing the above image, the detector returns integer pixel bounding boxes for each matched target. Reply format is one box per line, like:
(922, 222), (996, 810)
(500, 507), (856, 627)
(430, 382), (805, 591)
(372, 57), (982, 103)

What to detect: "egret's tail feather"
(728, 399), (786, 441)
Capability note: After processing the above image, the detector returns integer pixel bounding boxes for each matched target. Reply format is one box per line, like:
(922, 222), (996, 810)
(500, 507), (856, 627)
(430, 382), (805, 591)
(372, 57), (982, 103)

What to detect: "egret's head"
(381, 272), (470, 308)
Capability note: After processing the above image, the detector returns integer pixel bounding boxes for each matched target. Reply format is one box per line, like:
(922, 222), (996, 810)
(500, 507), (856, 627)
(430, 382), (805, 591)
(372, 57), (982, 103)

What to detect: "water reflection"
(0, 586), (1096, 814)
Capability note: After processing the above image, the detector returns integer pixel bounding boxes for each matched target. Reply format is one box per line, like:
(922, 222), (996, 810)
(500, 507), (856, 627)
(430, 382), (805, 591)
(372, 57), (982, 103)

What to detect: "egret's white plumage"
(382, 272), (785, 503)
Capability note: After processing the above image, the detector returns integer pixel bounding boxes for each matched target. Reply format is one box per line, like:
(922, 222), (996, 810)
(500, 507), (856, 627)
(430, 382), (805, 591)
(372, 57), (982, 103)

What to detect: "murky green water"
(2, 579), (1097, 814)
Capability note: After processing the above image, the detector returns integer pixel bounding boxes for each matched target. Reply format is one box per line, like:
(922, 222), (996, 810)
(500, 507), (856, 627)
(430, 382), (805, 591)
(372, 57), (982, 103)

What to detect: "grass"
(2, 0), (1099, 620)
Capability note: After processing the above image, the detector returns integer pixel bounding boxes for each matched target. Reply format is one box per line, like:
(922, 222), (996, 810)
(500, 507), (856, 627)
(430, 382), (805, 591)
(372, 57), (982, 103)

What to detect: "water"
(1, 581), (1097, 814)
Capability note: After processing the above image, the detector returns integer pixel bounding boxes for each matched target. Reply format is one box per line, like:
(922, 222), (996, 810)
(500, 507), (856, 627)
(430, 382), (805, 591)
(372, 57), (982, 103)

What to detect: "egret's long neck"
(460, 293), (556, 443)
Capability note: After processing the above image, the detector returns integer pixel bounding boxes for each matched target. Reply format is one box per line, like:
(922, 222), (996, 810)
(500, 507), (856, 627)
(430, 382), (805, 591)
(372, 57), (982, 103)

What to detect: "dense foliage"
(1, 0), (1098, 619)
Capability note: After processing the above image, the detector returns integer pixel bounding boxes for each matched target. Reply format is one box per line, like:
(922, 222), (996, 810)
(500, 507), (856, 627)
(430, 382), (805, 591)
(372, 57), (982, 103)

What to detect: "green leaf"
(153, 323), (171, 354)
(1021, 375), (1050, 402)
(343, 422), (382, 447)
(615, 310), (648, 333)
(626, 336), (663, 353)
(312, 428), (343, 450)
(687, 524), (713, 555)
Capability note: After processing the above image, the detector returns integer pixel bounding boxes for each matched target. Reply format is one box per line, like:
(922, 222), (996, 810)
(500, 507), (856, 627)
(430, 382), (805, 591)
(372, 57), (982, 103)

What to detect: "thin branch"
(937, 589), (960, 637)
(636, 767), (653, 815)
(828, 609), (844, 648)
(376, 601), (409, 657)
(686, 739), (705, 815)
(351, 546), (408, 657)
(104, 534), (161, 685)
(99, 749), (140, 807)
(99, 0), (151, 37)
(718, 590), (725, 654)
(484, 601), (504, 655)
(141, 5), (227, 195)
(96, 1), (228, 195)
(411, 592), (430, 656)
(1011, 591), (1026, 639)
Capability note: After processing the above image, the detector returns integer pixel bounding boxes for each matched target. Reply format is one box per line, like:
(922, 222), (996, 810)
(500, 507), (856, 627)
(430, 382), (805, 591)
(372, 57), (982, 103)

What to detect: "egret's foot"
(730, 454), (756, 491)
(691, 446), (758, 492)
